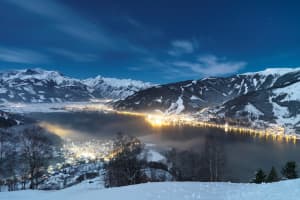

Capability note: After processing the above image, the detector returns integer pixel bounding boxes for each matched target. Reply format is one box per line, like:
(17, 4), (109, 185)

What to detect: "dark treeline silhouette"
(282, 161), (298, 179)
(252, 161), (298, 184)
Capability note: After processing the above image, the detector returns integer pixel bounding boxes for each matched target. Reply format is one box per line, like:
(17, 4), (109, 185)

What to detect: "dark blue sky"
(0, 0), (300, 83)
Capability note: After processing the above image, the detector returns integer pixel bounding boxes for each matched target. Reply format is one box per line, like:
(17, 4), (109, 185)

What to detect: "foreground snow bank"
(1, 179), (300, 200)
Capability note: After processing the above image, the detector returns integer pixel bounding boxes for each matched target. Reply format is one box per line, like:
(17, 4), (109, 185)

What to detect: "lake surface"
(28, 111), (300, 182)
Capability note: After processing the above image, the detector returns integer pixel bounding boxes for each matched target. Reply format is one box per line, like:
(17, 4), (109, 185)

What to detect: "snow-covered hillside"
(115, 67), (300, 113)
(1, 179), (300, 200)
(115, 67), (300, 132)
(215, 69), (300, 133)
(0, 68), (152, 103)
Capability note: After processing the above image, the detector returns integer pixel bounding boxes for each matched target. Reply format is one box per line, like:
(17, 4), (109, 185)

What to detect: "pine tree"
(266, 166), (279, 182)
(253, 169), (266, 184)
(281, 161), (298, 179)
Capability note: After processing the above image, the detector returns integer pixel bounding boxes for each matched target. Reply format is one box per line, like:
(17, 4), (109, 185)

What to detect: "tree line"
(104, 133), (226, 188)
(253, 161), (298, 184)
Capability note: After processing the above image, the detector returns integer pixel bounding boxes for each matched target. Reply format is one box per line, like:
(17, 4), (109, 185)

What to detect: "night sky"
(0, 0), (300, 83)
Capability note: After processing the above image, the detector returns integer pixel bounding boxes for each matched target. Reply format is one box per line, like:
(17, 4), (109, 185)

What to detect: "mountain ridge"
(0, 68), (152, 103)
(0, 67), (299, 133)
(114, 67), (300, 133)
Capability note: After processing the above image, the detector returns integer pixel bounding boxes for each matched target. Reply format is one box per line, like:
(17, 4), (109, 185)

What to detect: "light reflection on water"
(28, 111), (300, 182)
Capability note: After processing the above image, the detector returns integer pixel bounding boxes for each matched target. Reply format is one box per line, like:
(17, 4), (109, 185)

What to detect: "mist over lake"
(28, 111), (300, 182)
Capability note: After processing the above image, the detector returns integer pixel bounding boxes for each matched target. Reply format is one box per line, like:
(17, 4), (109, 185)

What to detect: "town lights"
(224, 123), (229, 132)
(59, 102), (298, 143)
(62, 140), (115, 164)
(146, 114), (169, 127)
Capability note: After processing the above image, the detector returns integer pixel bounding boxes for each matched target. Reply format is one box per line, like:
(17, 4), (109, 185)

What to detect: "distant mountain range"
(0, 67), (299, 133)
(115, 68), (300, 132)
(0, 68), (152, 103)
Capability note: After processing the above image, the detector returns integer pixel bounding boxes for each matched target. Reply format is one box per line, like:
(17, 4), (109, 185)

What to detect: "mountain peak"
(0, 68), (152, 102)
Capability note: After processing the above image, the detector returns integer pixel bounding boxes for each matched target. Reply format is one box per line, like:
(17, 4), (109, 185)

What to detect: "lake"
(28, 111), (300, 182)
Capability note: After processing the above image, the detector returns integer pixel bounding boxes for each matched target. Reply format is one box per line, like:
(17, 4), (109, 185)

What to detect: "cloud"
(173, 54), (246, 76)
(123, 15), (164, 39)
(128, 57), (170, 72)
(168, 40), (198, 56)
(0, 47), (48, 64)
(144, 57), (169, 67)
(128, 66), (142, 71)
(125, 16), (143, 29)
(48, 48), (98, 62)
(5, 0), (117, 48)
(5, 0), (160, 55)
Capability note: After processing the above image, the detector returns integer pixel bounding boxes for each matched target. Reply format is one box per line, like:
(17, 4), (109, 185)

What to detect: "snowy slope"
(1, 179), (300, 200)
(114, 67), (300, 133)
(0, 68), (152, 103)
(271, 82), (300, 127)
(115, 67), (300, 113)
(215, 78), (300, 132)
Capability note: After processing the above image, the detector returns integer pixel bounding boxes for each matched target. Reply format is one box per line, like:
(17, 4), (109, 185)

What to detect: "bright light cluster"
(146, 114), (169, 127)
(62, 140), (115, 164)
(144, 113), (297, 143)
(146, 115), (299, 143)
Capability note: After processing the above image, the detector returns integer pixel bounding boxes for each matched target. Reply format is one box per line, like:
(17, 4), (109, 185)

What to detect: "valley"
(2, 1), (300, 198)
(25, 106), (300, 182)
(0, 68), (300, 193)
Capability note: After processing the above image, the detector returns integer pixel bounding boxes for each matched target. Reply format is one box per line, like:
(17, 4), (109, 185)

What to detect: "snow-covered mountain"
(114, 68), (300, 131)
(115, 68), (300, 112)
(0, 68), (152, 103)
(83, 76), (152, 99)
(215, 68), (300, 132)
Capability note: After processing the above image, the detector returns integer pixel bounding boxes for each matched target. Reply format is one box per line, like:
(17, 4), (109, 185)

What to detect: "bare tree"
(202, 134), (226, 181)
(166, 149), (204, 181)
(0, 129), (9, 162)
(20, 126), (55, 189)
(104, 133), (146, 187)
(0, 179), (4, 192)
(19, 162), (29, 190)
